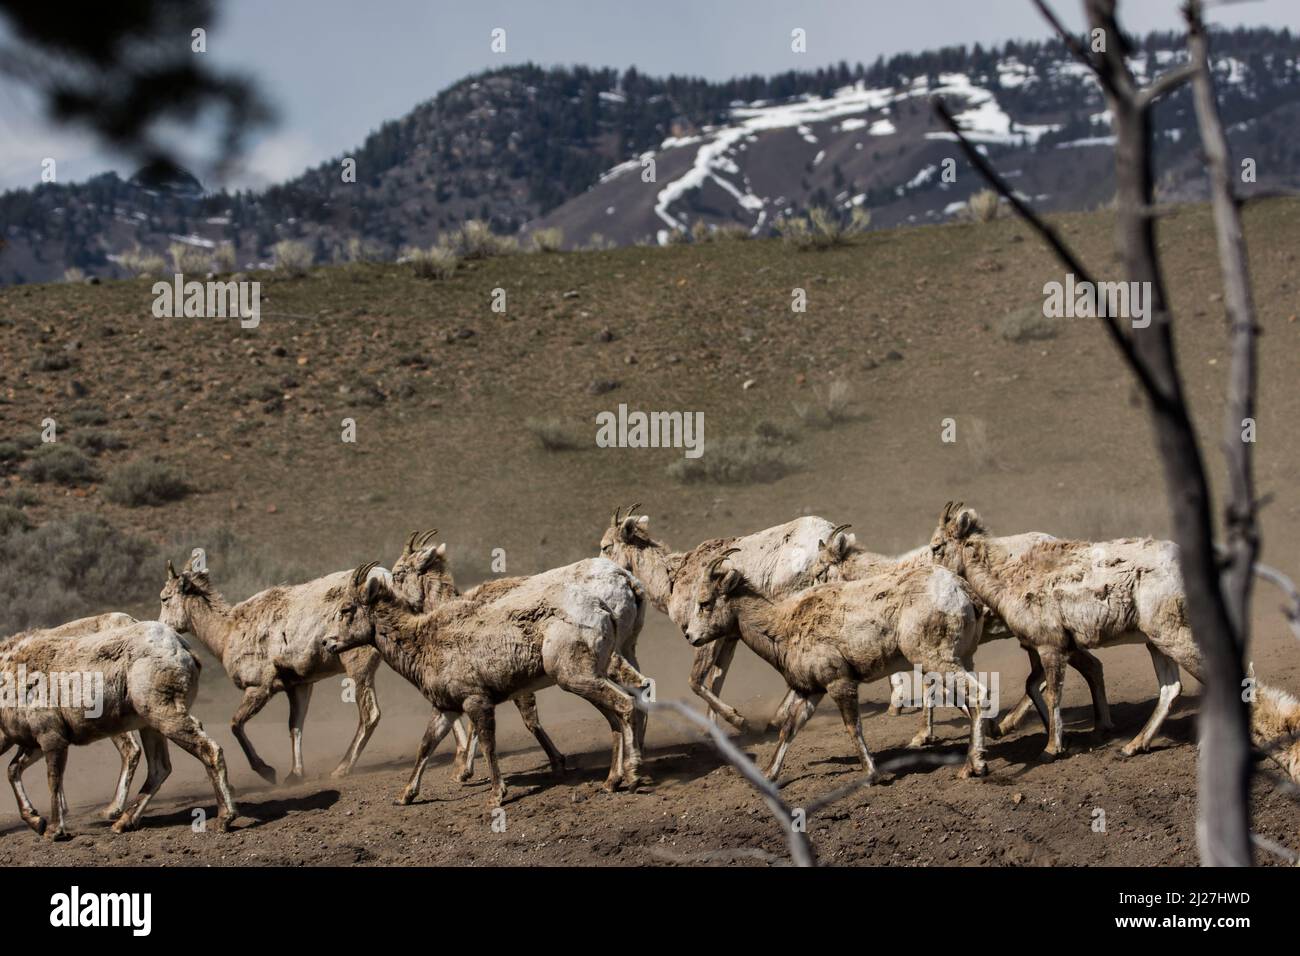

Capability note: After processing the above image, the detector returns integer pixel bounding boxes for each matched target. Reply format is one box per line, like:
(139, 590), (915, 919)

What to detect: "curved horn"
(828, 523), (852, 541)
(625, 502), (641, 520)
(708, 547), (741, 576)
(352, 561), (379, 586)
(941, 501), (954, 523)
(611, 505), (622, 527)
(166, 559), (177, 580)
(417, 528), (439, 546)
(405, 531), (419, 553)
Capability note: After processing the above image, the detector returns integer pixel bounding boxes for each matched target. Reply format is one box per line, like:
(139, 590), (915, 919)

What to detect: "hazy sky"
(2, 0), (1297, 192)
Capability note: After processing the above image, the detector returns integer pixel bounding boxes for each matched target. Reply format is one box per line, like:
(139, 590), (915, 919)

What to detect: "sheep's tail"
(1251, 682), (1300, 784)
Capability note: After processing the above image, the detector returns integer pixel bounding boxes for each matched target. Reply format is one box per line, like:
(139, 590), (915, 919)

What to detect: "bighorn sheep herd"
(3, 502), (1299, 841)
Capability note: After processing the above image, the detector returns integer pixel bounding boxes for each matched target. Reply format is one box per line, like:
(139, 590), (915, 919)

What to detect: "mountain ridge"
(2, 25), (1297, 285)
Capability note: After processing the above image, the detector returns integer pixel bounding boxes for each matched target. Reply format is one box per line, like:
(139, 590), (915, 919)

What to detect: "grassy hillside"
(2, 197), (1300, 646)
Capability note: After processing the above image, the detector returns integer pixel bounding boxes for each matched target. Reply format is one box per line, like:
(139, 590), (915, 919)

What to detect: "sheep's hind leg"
(8, 747), (47, 835)
(399, 711), (456, 805)
(514, 693), (566, 774)
(152, 714), (238, 831)
(1120, 646), (1181, 757)
(958, 670), (988, 779)
(994, 647), (1049, 738)
(1038, 649), (1069, 759)
(828, 680), (883, 783)
(1070, 648), (1113, 734)
(464, 697), (506, 808)
(558, 673), (646, 792)
(112, 728), (171, 833)
(450, 718), (478, 783)
(102, 733), (142, 819)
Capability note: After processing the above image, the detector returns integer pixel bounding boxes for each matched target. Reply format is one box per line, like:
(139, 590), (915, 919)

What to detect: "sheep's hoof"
(549, 757), (568, 776)
(284, 771), (304, 786)
(452, 762), (474, 783)
(1118, 742), (1144, 758)
(908, 732), (938, 749)
(958, 761), (987, 780)
(111, 816), (137, 834)
(100, 805), (125, 821)
(1038, 748), (1064, 763)
(489, 787), (507, 808)
(254, 765), (278, 786)
(623, 772), (652, 792)
(395, 789), (417, 806)
(46, 827), (71, 842)
(26, 815), (48, 836)
(330, 764), (352, 779)
(215, 814), (235, 833)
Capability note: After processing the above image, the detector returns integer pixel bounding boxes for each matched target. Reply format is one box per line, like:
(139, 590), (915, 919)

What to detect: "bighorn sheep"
(930, 502), (1300, 772)
(158, 555), (397, 783)
(811, 525), (1113, 742)
(6, 613), (144, 821)
(392, 531), (569, 782)
(680, 549), (989, 782)
(324, 557), (650, 806)
(0, 619), (238, 839)
(601, 505), (835, 731)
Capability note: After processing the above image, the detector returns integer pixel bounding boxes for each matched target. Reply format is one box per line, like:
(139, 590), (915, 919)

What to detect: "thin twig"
(635, 696), (815, 866)
(930, 95), (1166, 403)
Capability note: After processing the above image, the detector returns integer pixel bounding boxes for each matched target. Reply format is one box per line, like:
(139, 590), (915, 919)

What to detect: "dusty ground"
(2, 199), (1300, 865)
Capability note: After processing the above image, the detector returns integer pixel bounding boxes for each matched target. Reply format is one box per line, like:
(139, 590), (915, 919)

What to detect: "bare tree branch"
(1138, 61), (1198, 109)
(1030, 0), (1116, 96)
(634, 696), (815, 866)
(930, 95), (1167, 402)
(1251, 562), (1300, 641)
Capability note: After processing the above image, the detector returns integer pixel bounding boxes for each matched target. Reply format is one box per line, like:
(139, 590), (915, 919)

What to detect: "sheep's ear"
(846, 532), (856, 548)
(618, 516), (640, 541)
(635, 515), (650, 530)
(435, 543), (446, 558)
(364, 574), (387, 606)
(719, 568), (743, 594)
(954, 509), (977, 539)
(166, 560), (177, 580)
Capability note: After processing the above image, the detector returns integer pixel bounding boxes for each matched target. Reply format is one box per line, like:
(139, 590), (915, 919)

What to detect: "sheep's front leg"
(828, 681), (882, 784)
(333, 648), (382, 777)
(688, 639), (749, 732)
(399, 711), (456, 805)
(450, 718), (478, 783)
(230, 684), (279, 785)
(286, 683), (313, 782)
(764, 690), (821, 782)
(43, 744), (71, 841)
(7, 746), (46, 835)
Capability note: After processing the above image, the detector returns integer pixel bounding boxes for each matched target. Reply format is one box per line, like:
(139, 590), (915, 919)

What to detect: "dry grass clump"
(667, 436), (798, 485)
(272, 240), (314, 277)
(403, 245), (460, 279)
(776, 206), (870, 250)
